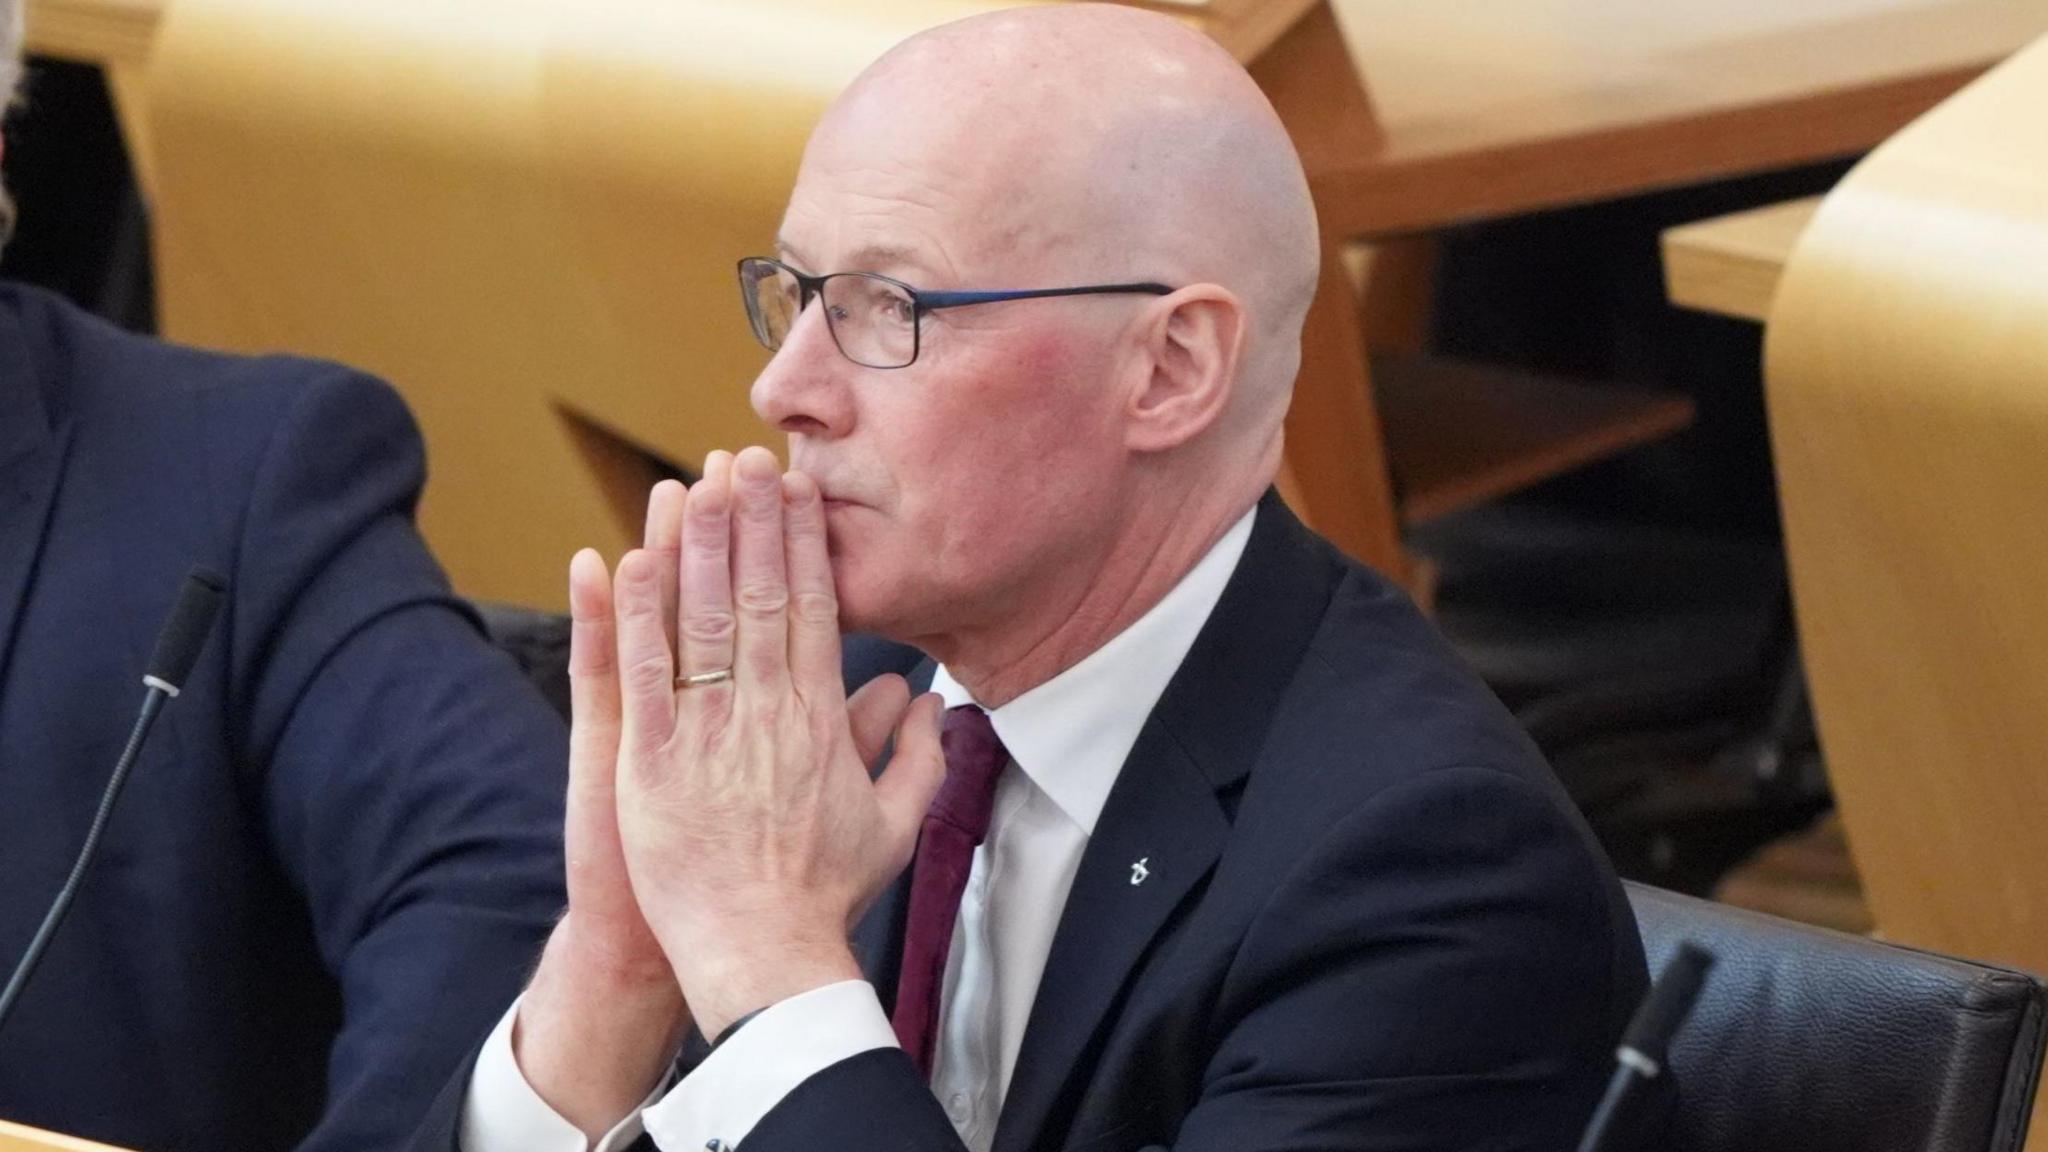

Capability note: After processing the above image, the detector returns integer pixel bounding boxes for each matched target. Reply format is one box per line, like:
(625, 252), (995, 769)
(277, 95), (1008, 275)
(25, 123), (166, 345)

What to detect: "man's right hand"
(511, 467), (723, 1140)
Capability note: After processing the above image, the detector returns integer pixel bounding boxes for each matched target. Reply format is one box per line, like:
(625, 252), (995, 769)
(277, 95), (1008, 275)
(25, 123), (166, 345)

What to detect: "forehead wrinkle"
(794, 128), (1056, 285)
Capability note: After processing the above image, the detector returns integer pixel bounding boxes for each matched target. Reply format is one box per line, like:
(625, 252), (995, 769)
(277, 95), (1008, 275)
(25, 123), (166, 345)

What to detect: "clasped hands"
(514, 447), (947, 1138)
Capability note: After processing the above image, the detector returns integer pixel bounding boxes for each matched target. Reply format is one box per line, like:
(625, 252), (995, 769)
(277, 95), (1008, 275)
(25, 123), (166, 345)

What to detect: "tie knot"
(932, 704), (1007, 842)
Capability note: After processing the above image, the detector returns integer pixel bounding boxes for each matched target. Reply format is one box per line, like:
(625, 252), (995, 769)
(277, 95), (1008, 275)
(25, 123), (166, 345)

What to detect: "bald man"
(422, 6), (1653, 1151)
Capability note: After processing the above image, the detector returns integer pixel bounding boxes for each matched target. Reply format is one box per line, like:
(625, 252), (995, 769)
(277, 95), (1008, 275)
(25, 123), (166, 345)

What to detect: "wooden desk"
(22, 0), (154, 65)
(26, 0), (2048, 600)
(40, 0), (2042, 214)
(0, 1119), (130, 1152)
(1258, 0), (2048, 577)
(23, 0), (1318, 65)
(1288, 1), (2048, 237)
(1663, 197), (1821, 322)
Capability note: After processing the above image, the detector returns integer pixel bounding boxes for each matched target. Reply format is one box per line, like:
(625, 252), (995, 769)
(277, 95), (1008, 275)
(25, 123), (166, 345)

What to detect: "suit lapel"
(994, 495), (1344, 1152)
(993, 723), (1227, 1152)
(0, 310), (70, 683)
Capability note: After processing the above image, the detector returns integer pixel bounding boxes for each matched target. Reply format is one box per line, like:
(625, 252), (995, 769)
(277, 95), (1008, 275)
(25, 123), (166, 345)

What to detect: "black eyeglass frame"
(737, 256), (1176, 370)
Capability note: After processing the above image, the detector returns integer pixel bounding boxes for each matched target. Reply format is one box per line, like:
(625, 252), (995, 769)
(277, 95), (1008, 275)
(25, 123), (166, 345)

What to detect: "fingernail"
(737, 447), (779, 485)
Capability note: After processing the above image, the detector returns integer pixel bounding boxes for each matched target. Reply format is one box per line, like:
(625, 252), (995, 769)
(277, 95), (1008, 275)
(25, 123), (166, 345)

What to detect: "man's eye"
(881, 296), (916, 325)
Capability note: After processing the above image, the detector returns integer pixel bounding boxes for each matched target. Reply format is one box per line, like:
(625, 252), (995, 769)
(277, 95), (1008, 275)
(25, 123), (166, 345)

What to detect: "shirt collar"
(928, 506), (1256, 835)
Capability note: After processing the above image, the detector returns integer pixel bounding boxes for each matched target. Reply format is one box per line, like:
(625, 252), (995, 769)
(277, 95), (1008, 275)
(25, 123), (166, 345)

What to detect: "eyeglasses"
(737, 256), (1175, 370)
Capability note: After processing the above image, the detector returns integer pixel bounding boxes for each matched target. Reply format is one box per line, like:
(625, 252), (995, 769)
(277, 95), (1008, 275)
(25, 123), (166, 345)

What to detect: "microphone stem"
(1575, 1063), (1638, 1152)
(0, 687), (169, 1032)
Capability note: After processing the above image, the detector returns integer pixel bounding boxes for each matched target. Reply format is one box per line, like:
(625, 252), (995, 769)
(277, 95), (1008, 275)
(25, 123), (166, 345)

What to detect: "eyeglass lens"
(743, 260), (919, 369)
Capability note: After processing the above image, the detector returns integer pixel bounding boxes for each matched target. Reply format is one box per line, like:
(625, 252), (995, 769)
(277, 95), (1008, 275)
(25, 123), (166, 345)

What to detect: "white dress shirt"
(463, 507), (1256, 1152)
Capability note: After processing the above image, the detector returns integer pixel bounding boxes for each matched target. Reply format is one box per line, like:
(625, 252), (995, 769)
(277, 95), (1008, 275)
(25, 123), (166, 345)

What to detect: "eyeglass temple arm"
(918, 283), (1175, 310)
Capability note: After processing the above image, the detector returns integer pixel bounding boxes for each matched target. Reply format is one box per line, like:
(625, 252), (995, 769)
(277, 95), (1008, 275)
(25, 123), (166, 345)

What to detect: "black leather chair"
(465, 603), (2048, 1152)
(1629, 882), (2047, 1152)
(473, 601), (572, 719)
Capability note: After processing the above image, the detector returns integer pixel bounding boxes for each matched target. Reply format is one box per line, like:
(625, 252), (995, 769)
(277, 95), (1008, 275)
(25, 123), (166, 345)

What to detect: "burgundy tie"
(891, 704), (1008, 1079)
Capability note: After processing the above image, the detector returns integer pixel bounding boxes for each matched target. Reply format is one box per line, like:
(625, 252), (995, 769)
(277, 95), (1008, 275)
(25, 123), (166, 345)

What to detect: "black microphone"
(1575, 941), (1715, 1152)
(0, 566), (227, 1036)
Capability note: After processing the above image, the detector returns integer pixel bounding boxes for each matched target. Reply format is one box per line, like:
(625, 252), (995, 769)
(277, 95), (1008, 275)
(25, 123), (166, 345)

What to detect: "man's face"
(748, 98), (1137, 643)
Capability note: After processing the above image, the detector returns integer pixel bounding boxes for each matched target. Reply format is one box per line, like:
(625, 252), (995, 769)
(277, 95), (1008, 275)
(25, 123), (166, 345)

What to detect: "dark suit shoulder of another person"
(0, 281), (569, 1152)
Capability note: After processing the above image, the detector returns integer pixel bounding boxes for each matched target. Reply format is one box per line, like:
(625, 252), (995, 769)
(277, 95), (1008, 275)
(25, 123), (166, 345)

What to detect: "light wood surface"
(1251, 0), (2044, 571)
(0, 1120), (131, 1152)
(1762, 34), (2048, 1147)
(1291, 0), (2048, 236)
(22, 0), (155, 65)
(44, 0), (2044, 228)
(23, 0), (1320, 69)
(42, 0), (2047, 600)
(1663, 197), (1821, 323)
(143, 0), (1050, 608)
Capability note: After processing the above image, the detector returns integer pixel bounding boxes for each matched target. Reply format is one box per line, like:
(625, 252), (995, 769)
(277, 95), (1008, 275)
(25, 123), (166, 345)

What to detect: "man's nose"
(750, 302), (854, 438)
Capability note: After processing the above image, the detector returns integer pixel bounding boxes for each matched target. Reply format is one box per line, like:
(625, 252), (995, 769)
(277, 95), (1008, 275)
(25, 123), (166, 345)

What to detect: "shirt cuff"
(461, 993), (665, 1152)
(641, 980), (898, 1151)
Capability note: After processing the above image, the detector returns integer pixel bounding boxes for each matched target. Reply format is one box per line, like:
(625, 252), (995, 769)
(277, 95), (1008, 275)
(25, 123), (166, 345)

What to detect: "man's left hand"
(610, 445), (946, 1040)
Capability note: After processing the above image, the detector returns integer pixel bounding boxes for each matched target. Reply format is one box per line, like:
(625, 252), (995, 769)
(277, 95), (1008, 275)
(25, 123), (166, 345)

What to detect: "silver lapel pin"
(1129, 857), (1150, 886)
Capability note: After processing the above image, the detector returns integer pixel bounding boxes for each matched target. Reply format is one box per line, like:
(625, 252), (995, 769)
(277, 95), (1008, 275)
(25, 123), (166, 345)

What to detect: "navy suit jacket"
(0, 283), (570, 1151)
(418, 491), (1652, 1151)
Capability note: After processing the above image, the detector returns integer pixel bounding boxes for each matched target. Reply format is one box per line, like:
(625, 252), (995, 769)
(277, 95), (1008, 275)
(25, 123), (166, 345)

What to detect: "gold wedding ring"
(673, 668), (734, 689)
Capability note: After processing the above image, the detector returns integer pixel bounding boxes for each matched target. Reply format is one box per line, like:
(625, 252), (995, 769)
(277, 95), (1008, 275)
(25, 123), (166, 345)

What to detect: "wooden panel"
(1285, 0), (2048, 236)
(1663, 197), (1820, 323)
(1270, 229), (1409, 579)
(1375, 353), (1695, 524)
(142, 0), (1022, 608)
(0, 1121), (131, 1152)
(1762, 38), (2048, 1152)
(44, 0), (2047, 233)
(22, 0), (156, 65)
(23, 0), (1320, 68)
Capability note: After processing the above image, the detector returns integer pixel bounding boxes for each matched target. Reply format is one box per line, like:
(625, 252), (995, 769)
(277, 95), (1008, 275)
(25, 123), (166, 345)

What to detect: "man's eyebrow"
(773, 238), (928, 278)
(773, 236), (814, 270)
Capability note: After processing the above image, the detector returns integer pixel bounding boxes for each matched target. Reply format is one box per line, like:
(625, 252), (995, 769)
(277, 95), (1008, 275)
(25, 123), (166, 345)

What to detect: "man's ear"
(1124, 286), (1244, 453)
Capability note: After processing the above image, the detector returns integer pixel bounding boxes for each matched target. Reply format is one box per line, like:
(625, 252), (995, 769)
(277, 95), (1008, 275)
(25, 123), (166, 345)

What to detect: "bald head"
(752, 5), (1321, 682)
(801, 4), (1319, 443)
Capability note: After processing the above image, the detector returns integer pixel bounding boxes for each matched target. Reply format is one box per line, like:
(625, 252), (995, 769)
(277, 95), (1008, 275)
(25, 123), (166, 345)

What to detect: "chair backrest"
(1627, 881), (2047, 1152)
(472, 600), (572, 720)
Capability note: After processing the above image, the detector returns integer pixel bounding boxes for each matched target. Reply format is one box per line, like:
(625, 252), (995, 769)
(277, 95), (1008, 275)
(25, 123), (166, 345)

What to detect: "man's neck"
(915, 488), (1249, 709)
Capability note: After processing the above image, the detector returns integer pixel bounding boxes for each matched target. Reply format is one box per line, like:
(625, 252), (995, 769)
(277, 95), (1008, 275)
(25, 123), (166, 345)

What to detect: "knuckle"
(681, 610), (736, 647)
(738, 492), (782, 524)
(791, 590), (839, 625)
(687, 503), (730, 538)
(616, 588), (662, 621)
(735, 581), (789, 616)
(620, 653), (676, 696)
